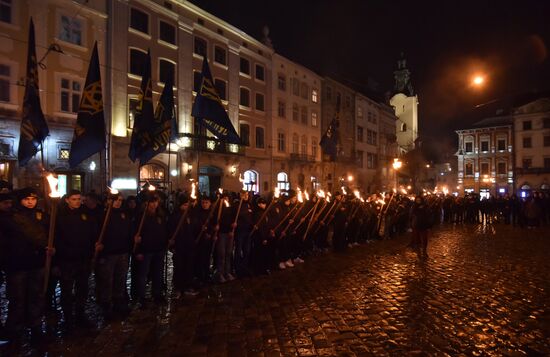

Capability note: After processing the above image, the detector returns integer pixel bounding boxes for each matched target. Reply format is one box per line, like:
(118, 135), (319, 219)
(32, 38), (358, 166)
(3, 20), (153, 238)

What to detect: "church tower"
(390, 53), (419, 154)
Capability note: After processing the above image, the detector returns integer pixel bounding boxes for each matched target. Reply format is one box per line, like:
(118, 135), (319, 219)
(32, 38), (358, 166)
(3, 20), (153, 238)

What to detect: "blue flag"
(320, 116), (339, 161)
(138, 76), (176, 165)
(69, 42), (105, 168)
(18, 18), (49, 167)
(128, 49), (155, 164)
(191, 56), (241, 144)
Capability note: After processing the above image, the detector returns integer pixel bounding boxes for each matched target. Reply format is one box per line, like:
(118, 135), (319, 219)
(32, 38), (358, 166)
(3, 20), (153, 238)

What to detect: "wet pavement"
(2, 223), (550, 356)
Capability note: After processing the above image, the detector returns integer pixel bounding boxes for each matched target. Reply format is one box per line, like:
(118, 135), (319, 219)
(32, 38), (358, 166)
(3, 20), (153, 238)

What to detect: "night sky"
(190, 0), (550, 156)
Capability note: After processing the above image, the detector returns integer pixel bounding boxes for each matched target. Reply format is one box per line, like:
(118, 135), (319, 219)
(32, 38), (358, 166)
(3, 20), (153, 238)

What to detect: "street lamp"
(392, 158), (402, 191)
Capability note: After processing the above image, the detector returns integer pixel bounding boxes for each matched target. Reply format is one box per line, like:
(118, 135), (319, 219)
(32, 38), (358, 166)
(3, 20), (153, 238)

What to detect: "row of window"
(356, 126), (378, 145)
(355, 151), (378, 169)
(276, 75), (318, 103)
(276, 132), (318, 157)
(463, 138), (508, 153)
(356, 107), (378, 124)
(275, 101), (318, 127)
(522, 157), (550, 169)
(464, 162), (508, 176)
(238, 124), (265, 149)
(325, 87), (352, 108)
(523, 135), (550, 148)
(522, 118), (550, 131)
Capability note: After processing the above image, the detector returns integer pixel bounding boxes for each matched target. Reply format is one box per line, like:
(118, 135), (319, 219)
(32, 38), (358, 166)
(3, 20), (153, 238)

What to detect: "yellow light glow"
(46, 173), (62, 198)
(190, 182), (197, 200)
(472, 75), (484, 86)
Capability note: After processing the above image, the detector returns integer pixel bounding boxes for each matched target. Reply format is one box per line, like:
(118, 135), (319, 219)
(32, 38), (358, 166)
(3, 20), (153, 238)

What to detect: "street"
(2, 224), (550, 356)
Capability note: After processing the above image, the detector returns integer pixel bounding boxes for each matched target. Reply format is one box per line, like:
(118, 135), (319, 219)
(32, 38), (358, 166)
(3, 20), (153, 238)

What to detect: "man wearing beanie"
(0, 187), (52, 345)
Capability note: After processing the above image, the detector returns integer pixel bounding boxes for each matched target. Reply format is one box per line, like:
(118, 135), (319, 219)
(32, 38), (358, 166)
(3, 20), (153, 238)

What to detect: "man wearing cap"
(0, 188), (52, 344)
(54, 189), (98, 328)
(94, 192), (132, 319)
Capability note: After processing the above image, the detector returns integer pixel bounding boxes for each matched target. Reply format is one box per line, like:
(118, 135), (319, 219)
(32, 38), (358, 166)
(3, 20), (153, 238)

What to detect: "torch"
(273, 188), (303, 232)
(293, 190), (323, 234)
(231, 176), (246, 236)
(302, 190), (325, 241)
(133, 184), (156, 254)
(249, 187), (280, 238)
(43, 173), (62, 294)
(168, 182), (197, 247)
(279, 189), (309, 236)
(92, 187), (119, 265)
(194, 189), (222, 244)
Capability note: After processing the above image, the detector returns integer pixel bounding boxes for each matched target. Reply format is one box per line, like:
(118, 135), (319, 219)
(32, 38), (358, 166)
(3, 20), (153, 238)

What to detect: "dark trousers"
(215, 233), (234, 277)
(58, 260), (91, 317)
(95, 253), (129, 307)
(196, 238), (213, 282)
(136, 251), (165, 300)
(5, 268), (44, 331)
(234, 230), (252, 275)
(414, 229), (429, 253)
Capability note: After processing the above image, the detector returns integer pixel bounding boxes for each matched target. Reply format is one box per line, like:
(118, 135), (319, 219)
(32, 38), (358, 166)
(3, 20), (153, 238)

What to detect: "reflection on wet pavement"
(1, 224), (550, 356)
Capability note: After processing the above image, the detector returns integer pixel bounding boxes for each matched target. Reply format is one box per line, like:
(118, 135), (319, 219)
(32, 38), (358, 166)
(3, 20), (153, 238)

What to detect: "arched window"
(140, 163), (166, 181)
(277, 172), (289, 191)
(292, 133), (299, 154)
(243, 170), (259, 194)
(401, 123), (407, 132)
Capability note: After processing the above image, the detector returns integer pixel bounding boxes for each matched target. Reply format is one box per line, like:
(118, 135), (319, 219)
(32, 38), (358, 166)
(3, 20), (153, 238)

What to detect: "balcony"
(174, 134), (245, 155)
(290, 153), (316, 162)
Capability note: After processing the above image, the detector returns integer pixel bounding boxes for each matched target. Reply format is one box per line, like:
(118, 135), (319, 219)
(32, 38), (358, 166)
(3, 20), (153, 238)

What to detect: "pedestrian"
(233, 190), (254, 277)
(214, 193), (235, 283)
(411, 196), (432, 258)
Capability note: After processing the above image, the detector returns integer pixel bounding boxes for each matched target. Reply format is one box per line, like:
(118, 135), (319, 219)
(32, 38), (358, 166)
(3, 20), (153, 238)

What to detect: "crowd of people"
(0, 179), (549, 347)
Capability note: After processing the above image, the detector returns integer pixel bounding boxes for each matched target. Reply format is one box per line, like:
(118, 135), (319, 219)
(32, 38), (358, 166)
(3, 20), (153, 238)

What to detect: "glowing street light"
(392, 158), (402, 191)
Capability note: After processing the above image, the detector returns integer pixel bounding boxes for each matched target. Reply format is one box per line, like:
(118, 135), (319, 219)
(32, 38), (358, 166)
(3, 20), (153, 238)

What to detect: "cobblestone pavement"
(2, 224), (550, 356)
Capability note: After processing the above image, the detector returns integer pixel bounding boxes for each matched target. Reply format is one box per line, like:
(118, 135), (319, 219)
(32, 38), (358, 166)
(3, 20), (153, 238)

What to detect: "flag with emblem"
(128, 49), (155, 164)
(69, 42), (106, 168)
(191, 56), (241, 144)
(138, 76), (176, 165)
(320, 115), (339, 161)
(18, 18), (49, 167)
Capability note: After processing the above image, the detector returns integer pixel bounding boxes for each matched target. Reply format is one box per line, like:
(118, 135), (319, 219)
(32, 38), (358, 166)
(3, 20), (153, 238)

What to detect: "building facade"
(271, 53), (322, 192)
(0, 0), (108, 194)
(456, 118), (514, 197)
(513, 97), (550, 196)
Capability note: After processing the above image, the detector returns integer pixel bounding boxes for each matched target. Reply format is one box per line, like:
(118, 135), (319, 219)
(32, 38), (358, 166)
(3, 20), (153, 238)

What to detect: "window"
(480, 162), (489, 175)
(326, 86), (332, 100)
(243, 170), (259, 193)
(277, 132), (285, 152)
(129, 48), (147, 76)
(277, 101), (286, 118)
(159, 21), (176, 45)
(301, 135), (307, 155)
(214, 79), (226, 100)
(239, 88), (250, 107)
(193, 71), (201, 92)
(240, 57), (250, 75)
(311, 137), (318, 158)
(465, 162), (473, 176)
(255, 127), (265, 149)
(497, 139), (506, 151)
(523, 120), (532, 130)
(58, 148), (70, 160)
(60, 15), (83, 46)
(300, 83), (308, 99)
(159, 59), (175, 85)
(522, 158), (532, 169)
(60, 78), (81, 113)
(311, 89), (318, 103)
(292, 104), (299, 121)
(366, 129), (377, 145)
(544, 135), (550, 147)
(401, 123), (407, 132)
(357, 106), (363, 118)
(311, 111), (318, 127)
(481, 140), (489, 152)
(255, 93), (264, 111)
(544, 118), (550, 129)
(357, 126), (364, 142)
(214, 46), (226, 65)
(292, 133), (299, 154)
(545, 158), (550, 169)
(367, 153), (377, 169)
(301, 107), (307, 124)
(0, 64), (10, 102)
(357, 150), (364, 168)
(344, 95), (351, 108)
(130, 8), (149, 34)
(239, 123), (250, 146)
(255, 64), (265, 81)
(372, 131), (377, 145)
(277, 172), (289, 191)
(277, 74), (286, 91)
(523, 137), (532, 148)
(194, 36), (207, 57)
(292, 78), (300, 96)
(497, 162), (506, 175)
(372, 113), (377, 124)
(0, 0), (12, 23)
(128, 97), (138, 128)
(465, 142), (473, 153)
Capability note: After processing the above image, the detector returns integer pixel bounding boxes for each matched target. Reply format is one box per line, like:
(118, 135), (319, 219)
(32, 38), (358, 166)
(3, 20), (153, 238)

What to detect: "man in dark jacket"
(54, 189), (98, 327)
(94, 192), (132, 319)
(0, 188), (52, 343)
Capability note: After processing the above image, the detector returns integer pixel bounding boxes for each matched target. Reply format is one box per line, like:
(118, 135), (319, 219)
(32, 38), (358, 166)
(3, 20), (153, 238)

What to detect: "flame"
(353, 190), (361, 199)
(108, 187), (119, 195)
(148, 184), (156, 191)
(341, 186), (347, 195)
(442, 187), (449, 195)
(224, 198), (230, 207)
(190, 182), (197, 200)
(297, 188), (303, 203)
(304, 190), (309, 201)
(274, 187), (280, 199)
(239, 173), (246, 190)
(392, 188), (397, 193)
(326, 195), (331, 203)
(46, 173), (62, 198)
(317, 190), (325, 198)
(401, 188), (408, 195)
(376, 199), (386, 205)
(360, 198), (365, 203)
(218, 188), (223, 194)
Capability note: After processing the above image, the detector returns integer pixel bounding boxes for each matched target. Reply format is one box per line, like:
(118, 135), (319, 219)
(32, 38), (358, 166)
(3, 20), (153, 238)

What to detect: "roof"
(471, 116), (513, 128)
